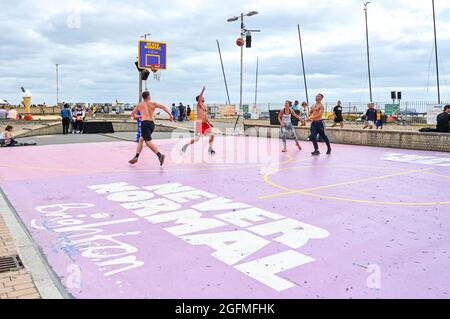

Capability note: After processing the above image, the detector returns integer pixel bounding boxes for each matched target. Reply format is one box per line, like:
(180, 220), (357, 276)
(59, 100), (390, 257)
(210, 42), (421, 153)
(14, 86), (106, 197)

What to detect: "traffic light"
(246, 33), (252, 48)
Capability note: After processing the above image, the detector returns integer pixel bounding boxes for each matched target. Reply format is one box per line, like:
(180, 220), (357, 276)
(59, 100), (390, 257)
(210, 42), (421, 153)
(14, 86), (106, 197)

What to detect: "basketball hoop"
(150, 64), (161, 81)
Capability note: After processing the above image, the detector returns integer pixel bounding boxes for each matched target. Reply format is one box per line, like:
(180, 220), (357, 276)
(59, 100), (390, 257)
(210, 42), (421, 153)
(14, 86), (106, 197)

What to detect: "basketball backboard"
(138, 40), (168, 70)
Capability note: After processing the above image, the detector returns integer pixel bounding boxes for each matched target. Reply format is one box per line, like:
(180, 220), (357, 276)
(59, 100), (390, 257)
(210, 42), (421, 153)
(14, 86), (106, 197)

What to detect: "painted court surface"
(0, 136), (449, 299)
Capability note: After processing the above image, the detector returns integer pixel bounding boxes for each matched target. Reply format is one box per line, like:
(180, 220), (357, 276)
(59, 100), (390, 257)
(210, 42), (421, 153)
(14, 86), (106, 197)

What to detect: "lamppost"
(56, 64), (59, 107)
(364, 2), (373, 102)
(227, 11), (259, 114)
(140, 33), (152, 91)
(432, 0), (441, 104)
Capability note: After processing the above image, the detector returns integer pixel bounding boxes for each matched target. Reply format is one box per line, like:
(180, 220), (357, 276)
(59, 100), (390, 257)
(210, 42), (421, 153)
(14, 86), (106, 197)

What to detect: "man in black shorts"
(331, 100), (344, 128)
(128, 91), (173, 166)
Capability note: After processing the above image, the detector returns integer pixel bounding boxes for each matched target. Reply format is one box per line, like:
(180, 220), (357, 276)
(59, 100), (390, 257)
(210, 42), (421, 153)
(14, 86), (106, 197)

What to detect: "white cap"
(22, 90), (32, 98)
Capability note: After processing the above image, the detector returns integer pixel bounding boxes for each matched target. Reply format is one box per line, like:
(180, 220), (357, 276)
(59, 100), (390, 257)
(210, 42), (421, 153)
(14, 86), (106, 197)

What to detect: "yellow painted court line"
(260, 167), (435, 199)
(265, 167), (435, 198)
(421, 170), (450, 179)
(258, 167), (450, 206)
(293, 190), (450, 206)
(259, 167), (450, 207)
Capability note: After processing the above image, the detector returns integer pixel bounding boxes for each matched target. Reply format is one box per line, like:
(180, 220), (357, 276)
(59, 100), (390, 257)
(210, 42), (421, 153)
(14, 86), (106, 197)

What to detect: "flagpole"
(297, 25), (309, 105)
(432, 0), (441, 104)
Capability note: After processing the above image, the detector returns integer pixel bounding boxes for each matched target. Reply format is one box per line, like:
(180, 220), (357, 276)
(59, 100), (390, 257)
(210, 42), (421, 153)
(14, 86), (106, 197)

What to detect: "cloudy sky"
(1, 0), (450, 106)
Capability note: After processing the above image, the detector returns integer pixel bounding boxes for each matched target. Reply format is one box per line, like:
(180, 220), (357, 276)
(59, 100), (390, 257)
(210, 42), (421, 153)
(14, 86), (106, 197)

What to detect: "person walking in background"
(363, 103), (377, 130)
(70, 105), (77, 133)
(7, 107), (17, 120)
(178, 103), (185, 122)
(299, 102), (309, 127)
(171, 103), (178, 122)
(292, 101), (300, 111)
(0, 106), (8, 119)
(331, 101), (344, 128)
(74, 106), (85, 134)
(135, 111), (142, 142)
(60, 104), (72, 135)
(376, 109), (384, 130)
(186, 105), (192, 122)
(436, 105), (450, 133)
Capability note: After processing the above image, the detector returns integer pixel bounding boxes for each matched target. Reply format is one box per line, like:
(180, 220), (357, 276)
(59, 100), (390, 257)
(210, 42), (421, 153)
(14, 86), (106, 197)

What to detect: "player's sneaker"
(159, 154), (166, 166)
(128, 157), (139, 165)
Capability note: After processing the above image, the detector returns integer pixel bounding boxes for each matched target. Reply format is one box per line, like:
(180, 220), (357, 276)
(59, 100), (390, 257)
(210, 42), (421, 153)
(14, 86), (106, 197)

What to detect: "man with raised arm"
(308, 93), (332, 156)
(128, 91), (173, 166)
(182, 86), (216, 155)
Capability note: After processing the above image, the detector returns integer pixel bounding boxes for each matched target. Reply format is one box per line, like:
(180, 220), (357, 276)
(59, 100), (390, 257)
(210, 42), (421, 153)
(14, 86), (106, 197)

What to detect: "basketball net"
(150, 65), (161, 82)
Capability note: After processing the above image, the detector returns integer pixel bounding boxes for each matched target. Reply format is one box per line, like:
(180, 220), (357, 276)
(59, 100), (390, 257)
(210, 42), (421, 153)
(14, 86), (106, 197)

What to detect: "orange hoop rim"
(150, 64), (161, 72)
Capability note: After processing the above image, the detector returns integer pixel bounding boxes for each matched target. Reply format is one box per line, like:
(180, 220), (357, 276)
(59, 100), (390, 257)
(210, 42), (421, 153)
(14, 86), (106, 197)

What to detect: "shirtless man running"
(308, 93), (332, 156)
(182, 86), (215, 154)
(128, 91), (173, 166)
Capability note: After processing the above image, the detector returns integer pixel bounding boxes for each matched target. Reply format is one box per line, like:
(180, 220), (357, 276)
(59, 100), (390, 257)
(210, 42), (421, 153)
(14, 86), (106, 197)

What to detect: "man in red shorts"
(182, 86), (215, 155)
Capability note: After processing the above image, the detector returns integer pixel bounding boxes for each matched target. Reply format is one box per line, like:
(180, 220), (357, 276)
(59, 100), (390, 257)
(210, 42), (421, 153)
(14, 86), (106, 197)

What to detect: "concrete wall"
(244, 124), (450, 152)
(14, 120), (192, 138)
(1, 107), (60, 115)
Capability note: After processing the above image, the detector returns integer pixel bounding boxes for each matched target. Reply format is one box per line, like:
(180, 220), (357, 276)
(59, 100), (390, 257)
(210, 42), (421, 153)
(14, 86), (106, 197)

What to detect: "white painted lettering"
(192, 197), (251, 212)
(146, 209), (227, 236)
(216, 208), (284, 228)
(235, 250), (315, 292)
(248, 219), (330, 249)
(122, 198), (181, 217)
(88, 182), (139, 194)
(182, 231), (270, 265)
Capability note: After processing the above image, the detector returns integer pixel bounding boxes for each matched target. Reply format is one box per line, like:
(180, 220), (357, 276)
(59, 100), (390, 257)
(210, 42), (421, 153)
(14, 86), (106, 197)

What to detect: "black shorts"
(141, 121), (155, 142)
(334, 117), (344, 123)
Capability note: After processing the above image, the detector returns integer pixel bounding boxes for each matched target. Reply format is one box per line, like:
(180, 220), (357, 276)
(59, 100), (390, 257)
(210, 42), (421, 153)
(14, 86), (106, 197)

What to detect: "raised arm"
(156, 103), (174, 122)
(199, 86), (206, 101)
(197, 86), (206, 111)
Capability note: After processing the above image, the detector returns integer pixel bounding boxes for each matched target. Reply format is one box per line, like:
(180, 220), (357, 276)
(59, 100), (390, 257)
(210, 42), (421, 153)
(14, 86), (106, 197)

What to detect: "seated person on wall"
(7, 106), (18, 120)
(0, 125), (18, 147)
(0, 106), (8, 119)
(436, 105), (450, 133)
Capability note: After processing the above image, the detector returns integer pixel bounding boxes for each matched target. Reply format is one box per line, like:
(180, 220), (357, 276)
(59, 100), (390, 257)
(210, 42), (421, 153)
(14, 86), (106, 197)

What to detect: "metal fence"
(206, 101), (448, 125)
(208, 101), (448, 114)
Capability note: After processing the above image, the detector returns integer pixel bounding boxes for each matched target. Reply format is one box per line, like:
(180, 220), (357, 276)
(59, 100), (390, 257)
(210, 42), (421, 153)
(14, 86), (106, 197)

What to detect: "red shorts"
(196, 121), (212, 135)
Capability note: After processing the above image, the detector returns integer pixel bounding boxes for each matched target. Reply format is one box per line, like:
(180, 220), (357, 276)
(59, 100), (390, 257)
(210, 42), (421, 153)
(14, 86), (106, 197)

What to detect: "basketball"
(236, 37), (245, 47)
